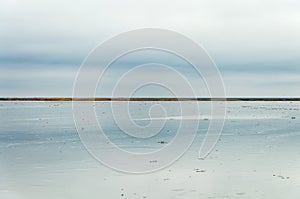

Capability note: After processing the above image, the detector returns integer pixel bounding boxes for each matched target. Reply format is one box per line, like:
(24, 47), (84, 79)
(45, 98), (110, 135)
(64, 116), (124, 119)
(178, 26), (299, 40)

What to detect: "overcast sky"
(1, 0), (300, 97)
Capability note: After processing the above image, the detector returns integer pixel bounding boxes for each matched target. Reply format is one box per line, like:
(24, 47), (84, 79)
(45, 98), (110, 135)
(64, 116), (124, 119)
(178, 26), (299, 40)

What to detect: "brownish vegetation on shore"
(0, 97), (300, 101)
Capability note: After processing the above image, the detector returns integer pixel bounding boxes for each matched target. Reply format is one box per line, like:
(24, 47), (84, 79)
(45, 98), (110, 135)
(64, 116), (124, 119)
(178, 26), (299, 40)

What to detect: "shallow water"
(0, 101), (300, 199)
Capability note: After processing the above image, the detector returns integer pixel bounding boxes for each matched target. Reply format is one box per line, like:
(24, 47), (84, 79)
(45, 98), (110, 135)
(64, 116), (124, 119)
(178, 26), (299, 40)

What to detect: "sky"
(1, 0), (300, 97)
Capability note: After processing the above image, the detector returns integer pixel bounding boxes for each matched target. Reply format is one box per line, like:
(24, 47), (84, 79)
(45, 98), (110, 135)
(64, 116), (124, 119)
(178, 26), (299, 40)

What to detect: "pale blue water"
(0, 102), (300, 199)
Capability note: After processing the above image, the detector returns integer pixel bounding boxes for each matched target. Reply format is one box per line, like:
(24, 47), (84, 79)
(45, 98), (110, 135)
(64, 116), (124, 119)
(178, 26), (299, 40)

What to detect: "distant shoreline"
(0, 97), (300, 101)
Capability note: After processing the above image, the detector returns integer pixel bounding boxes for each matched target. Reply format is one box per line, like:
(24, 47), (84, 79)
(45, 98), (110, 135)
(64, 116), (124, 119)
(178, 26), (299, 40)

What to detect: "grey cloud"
(1, 0), (300, 96)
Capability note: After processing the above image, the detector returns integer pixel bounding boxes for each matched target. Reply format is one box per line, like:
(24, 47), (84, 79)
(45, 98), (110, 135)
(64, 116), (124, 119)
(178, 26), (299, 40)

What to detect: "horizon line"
(1, 97), (300, 101)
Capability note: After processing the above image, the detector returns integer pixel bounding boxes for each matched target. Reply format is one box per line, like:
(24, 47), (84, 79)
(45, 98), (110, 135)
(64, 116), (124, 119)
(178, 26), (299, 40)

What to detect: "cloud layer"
(1, 0), (300, 96)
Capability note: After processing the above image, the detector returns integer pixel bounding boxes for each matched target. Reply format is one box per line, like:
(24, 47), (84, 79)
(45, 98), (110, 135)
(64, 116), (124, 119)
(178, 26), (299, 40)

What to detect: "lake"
(0, 101), (300, 198)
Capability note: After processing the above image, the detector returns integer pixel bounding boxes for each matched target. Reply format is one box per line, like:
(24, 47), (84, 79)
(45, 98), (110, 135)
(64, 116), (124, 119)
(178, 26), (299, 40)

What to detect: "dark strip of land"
(0, 97), (300, 101)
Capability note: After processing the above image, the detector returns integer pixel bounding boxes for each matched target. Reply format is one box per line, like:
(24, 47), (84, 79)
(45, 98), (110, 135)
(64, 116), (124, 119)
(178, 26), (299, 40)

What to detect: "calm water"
(0, 101), (300, 199)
